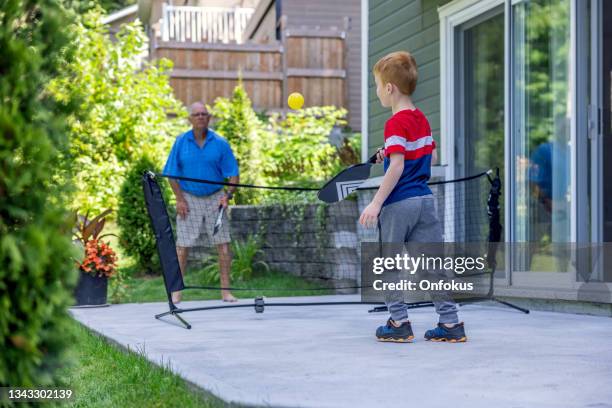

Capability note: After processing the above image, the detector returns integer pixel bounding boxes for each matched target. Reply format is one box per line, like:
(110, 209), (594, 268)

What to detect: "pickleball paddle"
(317, 151), (379, 203)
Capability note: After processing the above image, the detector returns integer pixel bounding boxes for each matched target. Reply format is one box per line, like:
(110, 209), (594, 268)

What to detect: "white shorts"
(175, 190), (231, 247)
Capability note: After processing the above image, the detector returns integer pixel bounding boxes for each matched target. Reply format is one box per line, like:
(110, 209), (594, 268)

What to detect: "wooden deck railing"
(160, 5), (254, 44)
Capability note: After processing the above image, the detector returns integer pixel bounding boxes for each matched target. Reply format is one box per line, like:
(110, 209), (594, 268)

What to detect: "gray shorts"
(176, 190), (231, 247)
(379, 194), (458, 324)
(379, 194), (442, 243)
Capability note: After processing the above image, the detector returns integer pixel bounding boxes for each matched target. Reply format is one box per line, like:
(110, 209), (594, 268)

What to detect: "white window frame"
(438, 0), (506, 248)
(361, 0), (369, 162)
(439, 0), (596, 291)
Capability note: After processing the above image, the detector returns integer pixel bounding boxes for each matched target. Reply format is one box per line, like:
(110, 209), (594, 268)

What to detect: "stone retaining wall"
(184, 177), (448, 292)
(188, 200), (361, 291)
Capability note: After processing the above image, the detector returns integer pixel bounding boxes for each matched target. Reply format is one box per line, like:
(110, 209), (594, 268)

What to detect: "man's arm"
(218, 140), (240, 207)
(169, 179), (185, 201)
(227, 175), (239, 196)
(219, 175), (239, 208)
(169, 179), (189, 218)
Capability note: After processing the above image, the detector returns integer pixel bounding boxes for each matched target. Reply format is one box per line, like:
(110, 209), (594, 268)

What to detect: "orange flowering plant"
(80, 239), (118, 277)
(74, 209), (119, 278)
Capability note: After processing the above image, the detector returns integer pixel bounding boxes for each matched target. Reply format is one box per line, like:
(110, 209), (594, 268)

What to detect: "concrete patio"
(70, 295), (612, 408)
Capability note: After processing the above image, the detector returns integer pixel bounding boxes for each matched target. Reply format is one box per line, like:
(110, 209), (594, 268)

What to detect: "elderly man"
(164, 102), (239, 302)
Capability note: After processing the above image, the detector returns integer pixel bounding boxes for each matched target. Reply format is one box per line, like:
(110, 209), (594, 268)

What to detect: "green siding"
(367, 0), (451, 157)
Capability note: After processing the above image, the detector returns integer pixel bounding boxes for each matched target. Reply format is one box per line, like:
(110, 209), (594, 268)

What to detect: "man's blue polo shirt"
(163, 129), (239, 197)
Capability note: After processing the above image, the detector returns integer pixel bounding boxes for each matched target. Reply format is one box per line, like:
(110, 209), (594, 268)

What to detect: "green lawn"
(61, 320), (225, 408)
(118, 267), (334, 304)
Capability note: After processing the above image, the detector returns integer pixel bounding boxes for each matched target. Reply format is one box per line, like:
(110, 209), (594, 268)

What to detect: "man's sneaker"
(376, 318), (414, 343)
(424, 322), (467, 343)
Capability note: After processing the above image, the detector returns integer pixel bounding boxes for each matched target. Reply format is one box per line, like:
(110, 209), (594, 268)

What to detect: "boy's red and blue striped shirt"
(382, 108), (434, 206)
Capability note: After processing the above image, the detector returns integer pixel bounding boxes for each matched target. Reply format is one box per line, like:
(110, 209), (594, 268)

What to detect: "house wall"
(107, 12), (138, 36)
(249, 2), (277, 43)
(367, 0), (451, 156)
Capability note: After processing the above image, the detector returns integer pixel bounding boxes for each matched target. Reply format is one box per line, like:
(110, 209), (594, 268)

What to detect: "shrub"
(210, 82), (358, 204)
(0, 0), (79, 388)
(266, 106), (349, 187)
(47, 8), (187, 215)
(201, 237), (269, 283)
(117, 154), (171, 275)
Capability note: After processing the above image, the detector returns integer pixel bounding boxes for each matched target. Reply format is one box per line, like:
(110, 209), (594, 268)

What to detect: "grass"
(60, 320), (225, 408)
(118, 266), (334, 304)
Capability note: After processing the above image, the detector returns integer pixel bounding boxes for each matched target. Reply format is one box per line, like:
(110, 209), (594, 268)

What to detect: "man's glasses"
(191, 112), (210, 118)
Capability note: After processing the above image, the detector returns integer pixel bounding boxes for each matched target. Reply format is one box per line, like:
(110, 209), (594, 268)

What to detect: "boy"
(359, 51), (467, 343)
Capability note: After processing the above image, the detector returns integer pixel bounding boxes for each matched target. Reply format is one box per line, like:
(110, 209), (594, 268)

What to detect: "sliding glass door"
(454, 8), (505, 243)
(440, 0), (612, 297)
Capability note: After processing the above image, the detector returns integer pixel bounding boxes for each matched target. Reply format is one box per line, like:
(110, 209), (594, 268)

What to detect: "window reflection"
(513, 0), (571, 272)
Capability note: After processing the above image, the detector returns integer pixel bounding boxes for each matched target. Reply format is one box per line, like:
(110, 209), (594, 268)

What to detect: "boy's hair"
(373, 51), (418, 96)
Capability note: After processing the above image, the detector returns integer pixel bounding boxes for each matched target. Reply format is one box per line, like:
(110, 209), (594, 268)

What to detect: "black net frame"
(142, 168), (527, 330)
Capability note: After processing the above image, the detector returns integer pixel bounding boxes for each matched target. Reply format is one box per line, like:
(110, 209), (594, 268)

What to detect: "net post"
(142, 170), (187, 322)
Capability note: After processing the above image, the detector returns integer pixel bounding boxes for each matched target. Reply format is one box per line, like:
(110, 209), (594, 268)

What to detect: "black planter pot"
(74, 271), (108, 306)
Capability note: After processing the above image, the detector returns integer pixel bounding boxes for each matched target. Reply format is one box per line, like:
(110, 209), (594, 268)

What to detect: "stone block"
(329, 231), (359, 249)
(268, 261), (301, 276)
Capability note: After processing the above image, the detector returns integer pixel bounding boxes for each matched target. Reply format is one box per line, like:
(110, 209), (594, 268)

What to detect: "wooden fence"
(151, 24), (346, 113)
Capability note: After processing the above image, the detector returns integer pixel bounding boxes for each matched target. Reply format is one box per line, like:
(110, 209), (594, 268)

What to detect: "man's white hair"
(188, 101), (207, 115)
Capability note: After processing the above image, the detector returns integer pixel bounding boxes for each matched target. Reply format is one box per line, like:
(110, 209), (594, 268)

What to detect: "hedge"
(0, 0), (79, 388)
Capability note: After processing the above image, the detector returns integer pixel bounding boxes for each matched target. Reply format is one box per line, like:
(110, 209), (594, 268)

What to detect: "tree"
(117, 154), (172, 274)
(48, 8), (187, 215)
(0, 0), (79, 387)
(210, 82), (354, 204)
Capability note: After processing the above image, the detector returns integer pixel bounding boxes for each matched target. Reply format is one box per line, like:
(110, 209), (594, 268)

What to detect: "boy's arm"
(371, 153), (404, 206)
(359, 153), (404, 227)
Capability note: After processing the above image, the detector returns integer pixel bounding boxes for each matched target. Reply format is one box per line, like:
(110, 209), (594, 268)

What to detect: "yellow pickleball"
(288, 92), (304, 110)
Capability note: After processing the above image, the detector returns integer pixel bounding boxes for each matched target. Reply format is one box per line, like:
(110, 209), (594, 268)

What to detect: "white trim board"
(102, 4), (138, 25)
(361, 0), (369, 162)
(438, 0), (504, 243)
(438, 0), (504, 180)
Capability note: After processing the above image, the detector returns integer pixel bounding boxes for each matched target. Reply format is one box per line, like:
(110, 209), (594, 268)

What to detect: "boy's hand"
(359, 201), (382, 228)
(375, 148), (385, 164)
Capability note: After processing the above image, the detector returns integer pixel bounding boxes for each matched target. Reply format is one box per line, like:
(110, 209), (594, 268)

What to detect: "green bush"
(47, 8), (187, 216)
(210, 82), (358, 205)
(0, 0), (79, 388)
(117, 154), (171, 275)
(266, 106), (350, 186)
(201, 237), (269, 283)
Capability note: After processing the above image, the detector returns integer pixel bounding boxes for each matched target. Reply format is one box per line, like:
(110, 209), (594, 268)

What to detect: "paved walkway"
(70, 295), (612, 408)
